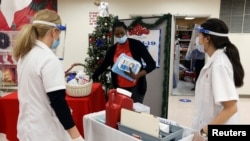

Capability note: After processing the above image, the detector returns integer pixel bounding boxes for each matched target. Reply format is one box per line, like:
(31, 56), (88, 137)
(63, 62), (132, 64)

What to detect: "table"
(83, 111), (194, 141)
(0, 83), (106, 141)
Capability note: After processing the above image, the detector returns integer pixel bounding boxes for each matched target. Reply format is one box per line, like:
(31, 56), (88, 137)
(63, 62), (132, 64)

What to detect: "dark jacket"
(92, 38), (156, 94)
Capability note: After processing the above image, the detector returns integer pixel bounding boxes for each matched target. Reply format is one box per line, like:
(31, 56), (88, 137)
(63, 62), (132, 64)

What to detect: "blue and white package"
(112, 53), (141, 81)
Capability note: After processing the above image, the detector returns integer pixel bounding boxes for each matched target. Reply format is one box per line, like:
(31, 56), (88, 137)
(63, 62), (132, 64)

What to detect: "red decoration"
(89, 37), (95, 44)
(128, 24), (150, 36)
(107, 32), (112, 37)
(97, 59), (103, 64)
(0, 0), (57, 31)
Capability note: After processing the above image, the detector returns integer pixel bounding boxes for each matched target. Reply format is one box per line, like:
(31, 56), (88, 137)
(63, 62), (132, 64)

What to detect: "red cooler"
(105, 88), (133, 129)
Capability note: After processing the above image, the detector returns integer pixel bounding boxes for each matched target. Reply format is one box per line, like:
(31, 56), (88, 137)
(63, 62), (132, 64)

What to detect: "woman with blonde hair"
(13, 9), (84, 141)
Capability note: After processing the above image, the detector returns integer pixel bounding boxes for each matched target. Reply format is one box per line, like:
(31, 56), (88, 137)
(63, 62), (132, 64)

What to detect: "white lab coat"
(17, 40), (71, 141)
(192, 49), (239, 131)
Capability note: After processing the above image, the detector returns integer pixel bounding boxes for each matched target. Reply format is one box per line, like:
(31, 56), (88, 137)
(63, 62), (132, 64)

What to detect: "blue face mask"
(116, 35), (127, 44)
(51, 39), (60, 49)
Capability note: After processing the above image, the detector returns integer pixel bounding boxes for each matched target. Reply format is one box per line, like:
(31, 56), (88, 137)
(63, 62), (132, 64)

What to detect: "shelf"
(0, 86), (18, 90)
(180, 48), (188, 51)
(176, 29), (193, 31)
(175, 25), (193, 80)
(178, 39), (190, 42)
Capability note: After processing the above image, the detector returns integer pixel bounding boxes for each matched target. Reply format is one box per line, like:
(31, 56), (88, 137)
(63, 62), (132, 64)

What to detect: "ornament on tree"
(89, 37), (95, 44)
(96, 39), (104, 47)
(107, 32), (112, 37)
(97, 59), (103, 64)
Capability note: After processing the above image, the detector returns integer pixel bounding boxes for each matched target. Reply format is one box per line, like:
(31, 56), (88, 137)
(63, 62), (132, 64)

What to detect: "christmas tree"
(83, 14), (116, 94)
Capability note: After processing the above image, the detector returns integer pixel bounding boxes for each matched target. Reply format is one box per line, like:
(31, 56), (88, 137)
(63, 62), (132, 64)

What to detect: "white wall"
(230, 35), (250, 95)
(58, 0), (250, 98)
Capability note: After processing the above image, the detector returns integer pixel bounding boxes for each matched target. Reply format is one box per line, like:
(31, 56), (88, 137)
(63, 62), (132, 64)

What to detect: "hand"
(192, 131), (207, 141)
(72, 136), (85, 141)
(124, 68), (137, 79)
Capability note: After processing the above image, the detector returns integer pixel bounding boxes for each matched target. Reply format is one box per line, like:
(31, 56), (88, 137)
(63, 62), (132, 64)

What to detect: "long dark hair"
(201, 18), (244, 87)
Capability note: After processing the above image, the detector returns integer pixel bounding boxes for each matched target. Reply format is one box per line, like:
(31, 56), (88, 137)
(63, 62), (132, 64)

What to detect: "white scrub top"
(17, 40), (71, 141)
(192, 49), (239, 131)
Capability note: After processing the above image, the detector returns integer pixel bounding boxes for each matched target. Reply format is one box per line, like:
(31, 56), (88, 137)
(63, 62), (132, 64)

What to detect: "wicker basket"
(65, 63), (92, 97)
(66, 79), (93, 97)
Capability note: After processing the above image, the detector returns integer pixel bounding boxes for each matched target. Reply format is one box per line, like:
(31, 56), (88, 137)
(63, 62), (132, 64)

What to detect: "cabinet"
(173, 16), (208, 93)
(0, 31), (18, 90)
(175, 29), (192, 71)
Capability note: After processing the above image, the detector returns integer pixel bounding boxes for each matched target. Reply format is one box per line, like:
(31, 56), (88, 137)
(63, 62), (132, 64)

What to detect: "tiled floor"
(168, 95), (250, 127)
(168, 80), (250, 128)
(172, 80), (195, 96)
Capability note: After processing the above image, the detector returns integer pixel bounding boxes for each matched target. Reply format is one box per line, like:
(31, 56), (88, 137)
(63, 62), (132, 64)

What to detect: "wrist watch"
(200, 128), (208, 138)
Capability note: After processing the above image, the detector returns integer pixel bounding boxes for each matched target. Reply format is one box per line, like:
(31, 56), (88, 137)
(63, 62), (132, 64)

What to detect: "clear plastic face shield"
(33, 20), (67, 60)
(54, 24), (66, 61)
(194, 26), (228, 37)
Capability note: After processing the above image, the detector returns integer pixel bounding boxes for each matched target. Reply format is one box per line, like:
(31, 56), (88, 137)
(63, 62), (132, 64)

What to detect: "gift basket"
(65, 63), (92, 97)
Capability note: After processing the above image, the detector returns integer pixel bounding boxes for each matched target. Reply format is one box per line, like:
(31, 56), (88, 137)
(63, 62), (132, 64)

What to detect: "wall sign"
(89, 12), (99, 26)
(128, 26), (161, 68)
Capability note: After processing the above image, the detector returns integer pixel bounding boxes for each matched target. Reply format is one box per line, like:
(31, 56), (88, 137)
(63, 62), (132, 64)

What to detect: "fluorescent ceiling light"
(185, 17), (195, 20)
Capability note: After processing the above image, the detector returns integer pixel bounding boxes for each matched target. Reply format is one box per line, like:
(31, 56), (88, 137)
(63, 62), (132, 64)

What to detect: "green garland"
(128, 14), (172, 118)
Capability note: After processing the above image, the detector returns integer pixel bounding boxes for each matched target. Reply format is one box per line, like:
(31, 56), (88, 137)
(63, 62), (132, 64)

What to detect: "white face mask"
(116, 35), (127, 44)
(195, 37), (205, 53)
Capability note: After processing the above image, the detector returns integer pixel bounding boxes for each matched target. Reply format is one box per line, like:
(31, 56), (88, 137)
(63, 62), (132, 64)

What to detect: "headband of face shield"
(33, 20), (66, 60)
(195, 26), (228, 37)
(32, 20), (66, 31)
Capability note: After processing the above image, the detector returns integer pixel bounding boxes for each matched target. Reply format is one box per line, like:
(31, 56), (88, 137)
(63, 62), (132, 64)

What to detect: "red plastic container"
(105, 88), (134, 129)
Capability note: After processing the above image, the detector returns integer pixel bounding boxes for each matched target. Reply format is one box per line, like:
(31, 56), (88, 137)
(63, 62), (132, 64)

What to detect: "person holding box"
(93, 21), (156, 103)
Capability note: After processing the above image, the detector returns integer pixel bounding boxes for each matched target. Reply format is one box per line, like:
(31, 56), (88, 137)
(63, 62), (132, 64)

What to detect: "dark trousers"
(194, 59), (205, 84)
(120, 86), (145, 103)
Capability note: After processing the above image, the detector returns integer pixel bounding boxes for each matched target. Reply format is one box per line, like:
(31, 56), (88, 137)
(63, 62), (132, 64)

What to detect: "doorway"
(172, 15), (208, 96)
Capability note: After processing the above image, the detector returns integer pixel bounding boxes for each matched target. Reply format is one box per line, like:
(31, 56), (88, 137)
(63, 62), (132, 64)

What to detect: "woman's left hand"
(124, 68), (138, 79)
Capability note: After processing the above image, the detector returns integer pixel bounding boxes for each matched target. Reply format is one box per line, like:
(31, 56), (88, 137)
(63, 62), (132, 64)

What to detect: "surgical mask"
(52, 39), (60, 49)
(116, 35), (127, 44)
(195, 37), (205, 53)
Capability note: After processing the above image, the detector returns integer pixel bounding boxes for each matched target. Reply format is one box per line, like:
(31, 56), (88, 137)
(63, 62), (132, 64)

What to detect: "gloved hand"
(192, 131), (207, 141)
(72, 136), (85, 141)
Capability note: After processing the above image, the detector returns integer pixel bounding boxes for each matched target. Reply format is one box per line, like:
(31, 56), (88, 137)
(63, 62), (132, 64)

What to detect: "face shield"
(54, 24), (66, 61)
(32, 20), (67, 60)
(194, 26), (228, 37)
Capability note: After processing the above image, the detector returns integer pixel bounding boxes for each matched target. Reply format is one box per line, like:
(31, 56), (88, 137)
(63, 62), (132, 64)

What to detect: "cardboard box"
(112, 53), (141, 81)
